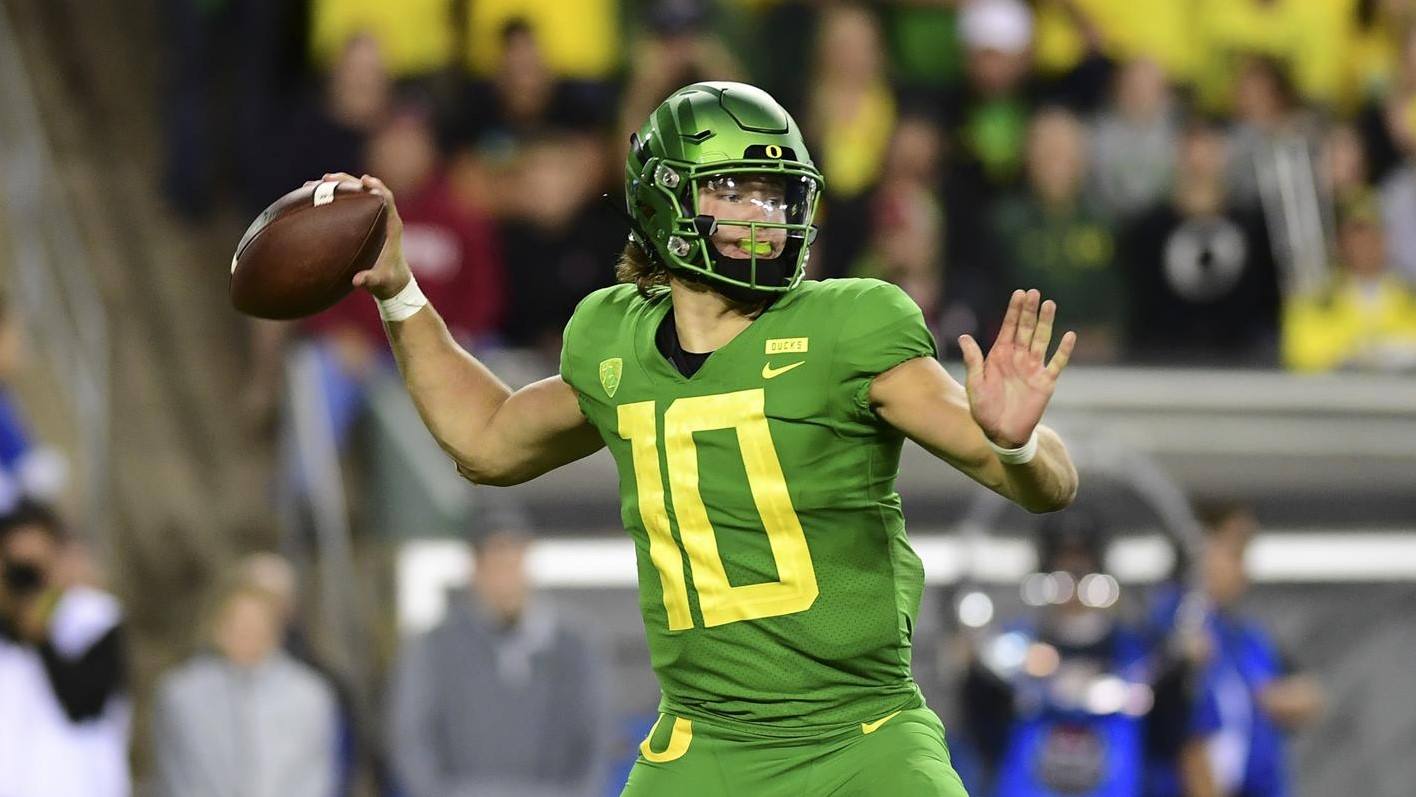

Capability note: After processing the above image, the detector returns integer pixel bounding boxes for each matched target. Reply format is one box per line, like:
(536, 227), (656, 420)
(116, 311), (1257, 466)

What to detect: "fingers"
(319, 172), (388, 203)
(361, 174), (388, 195)
(958, 334), (985, 383)
(1031, 299), (1056, 359)
(1045, 330), (1077, 378)
(318, 172), (402, 228)
(1002, 288), (1063, 365)
(360, 174), (403, 229)
(995, 290), (1025, 352)
(352, 267), (400, 296)
(1014, 289), (1040, 349)
(321, 172), (362, 191)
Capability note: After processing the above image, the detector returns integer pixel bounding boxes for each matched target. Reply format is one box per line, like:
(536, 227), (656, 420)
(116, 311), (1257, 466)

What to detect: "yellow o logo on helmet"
(765, 144), (782, 158)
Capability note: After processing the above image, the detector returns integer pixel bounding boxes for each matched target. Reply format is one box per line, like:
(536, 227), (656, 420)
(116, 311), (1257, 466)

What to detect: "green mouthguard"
(739, 239), (773, 256)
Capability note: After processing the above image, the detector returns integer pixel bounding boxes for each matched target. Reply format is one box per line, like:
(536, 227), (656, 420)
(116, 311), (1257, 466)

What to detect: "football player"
(329, 81), (1079, 796)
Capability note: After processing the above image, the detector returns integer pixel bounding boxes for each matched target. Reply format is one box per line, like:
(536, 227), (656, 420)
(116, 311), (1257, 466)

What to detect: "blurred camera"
(1, 560), (45, 597)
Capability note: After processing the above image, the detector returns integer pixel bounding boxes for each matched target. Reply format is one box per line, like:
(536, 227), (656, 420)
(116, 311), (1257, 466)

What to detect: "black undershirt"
(654, 292), (781, 377)
(656, 309), (713, 377)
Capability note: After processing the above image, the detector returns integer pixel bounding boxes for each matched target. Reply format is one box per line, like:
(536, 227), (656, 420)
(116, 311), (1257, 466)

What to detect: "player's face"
(1340, 218), (1387, 277)
(213, 593), (281, 668)
(697, 174), (790, 259)
(1204, 542), (1249, 607)
(473, 534), (531, 621)
(1203, 515), (1255, 606)
(0, 524), (58, 578)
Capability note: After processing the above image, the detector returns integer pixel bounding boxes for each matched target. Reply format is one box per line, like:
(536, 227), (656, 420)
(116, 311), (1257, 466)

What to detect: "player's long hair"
(616, 241), (775, 316)
(616, 241), (670, 297)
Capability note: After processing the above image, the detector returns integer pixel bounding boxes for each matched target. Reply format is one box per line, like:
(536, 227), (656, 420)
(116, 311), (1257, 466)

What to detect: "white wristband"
(988, 429), (1039, 465)
(377, 276), (428, 322)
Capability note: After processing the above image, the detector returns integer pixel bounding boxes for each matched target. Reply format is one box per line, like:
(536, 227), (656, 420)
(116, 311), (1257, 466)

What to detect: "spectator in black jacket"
(1120, 120), (1281, 365)
(0, 500), (129, 797)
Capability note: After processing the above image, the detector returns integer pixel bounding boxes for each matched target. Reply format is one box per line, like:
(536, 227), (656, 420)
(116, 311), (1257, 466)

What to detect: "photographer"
(961, 509), (1201, 797)
(0, 500), (129, 797)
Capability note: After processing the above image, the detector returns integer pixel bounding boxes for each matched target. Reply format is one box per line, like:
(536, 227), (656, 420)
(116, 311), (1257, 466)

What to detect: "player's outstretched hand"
(317, 172), (410, 300)
(958, 289), (1076, 449)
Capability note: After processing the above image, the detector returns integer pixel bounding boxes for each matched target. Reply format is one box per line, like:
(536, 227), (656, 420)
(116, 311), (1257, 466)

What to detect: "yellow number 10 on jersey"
(618, 388), (818, 630)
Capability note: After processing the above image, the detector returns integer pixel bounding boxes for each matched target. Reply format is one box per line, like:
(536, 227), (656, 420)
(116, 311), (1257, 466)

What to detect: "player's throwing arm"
(323, 172), (604, 486)
(870, 288), (1079, 513)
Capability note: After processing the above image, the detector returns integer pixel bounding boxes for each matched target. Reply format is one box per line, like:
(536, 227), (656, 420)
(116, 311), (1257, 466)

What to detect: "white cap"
(959, 0), (1034, 55)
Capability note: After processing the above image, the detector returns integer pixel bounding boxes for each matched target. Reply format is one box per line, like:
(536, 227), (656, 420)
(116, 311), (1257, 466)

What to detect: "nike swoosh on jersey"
(860, 709), (903, 735)
(761, 360), (806, 379)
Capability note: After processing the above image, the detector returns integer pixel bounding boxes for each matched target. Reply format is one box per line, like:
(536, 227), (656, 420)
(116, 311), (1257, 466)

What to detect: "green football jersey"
(559, 277), (938, 731)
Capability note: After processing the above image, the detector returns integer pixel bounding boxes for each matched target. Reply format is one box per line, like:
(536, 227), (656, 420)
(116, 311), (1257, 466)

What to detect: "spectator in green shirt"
(991, 107), (1123, 362)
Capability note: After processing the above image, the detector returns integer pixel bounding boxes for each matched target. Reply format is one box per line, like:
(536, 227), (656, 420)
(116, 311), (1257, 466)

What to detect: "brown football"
(230, 180), (388, 319)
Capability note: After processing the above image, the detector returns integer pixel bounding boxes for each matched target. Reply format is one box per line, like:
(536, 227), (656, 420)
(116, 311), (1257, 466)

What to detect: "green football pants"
(619, 706), (971, 796)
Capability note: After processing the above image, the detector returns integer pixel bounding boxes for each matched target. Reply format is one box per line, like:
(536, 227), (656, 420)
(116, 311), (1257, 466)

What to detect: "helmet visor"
(694, 171), (816, 260)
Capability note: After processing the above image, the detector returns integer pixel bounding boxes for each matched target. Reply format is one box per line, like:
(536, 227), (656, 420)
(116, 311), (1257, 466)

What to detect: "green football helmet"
(625, 81), (825, 293)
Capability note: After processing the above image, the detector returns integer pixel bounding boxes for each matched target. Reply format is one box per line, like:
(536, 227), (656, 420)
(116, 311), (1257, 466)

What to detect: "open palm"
(958, 289), (1076, 448)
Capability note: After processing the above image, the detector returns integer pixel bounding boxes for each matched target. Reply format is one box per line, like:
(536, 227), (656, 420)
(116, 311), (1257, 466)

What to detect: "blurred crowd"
(164, 0), (1416, 381)
(0, 496), (609, 797)
(0, 494), (1323, 797)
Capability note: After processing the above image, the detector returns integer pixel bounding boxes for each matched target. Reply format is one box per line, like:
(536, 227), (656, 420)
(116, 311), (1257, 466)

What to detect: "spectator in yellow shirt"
(1283, 194), (1416, 372)
(806, 3), (899, 278)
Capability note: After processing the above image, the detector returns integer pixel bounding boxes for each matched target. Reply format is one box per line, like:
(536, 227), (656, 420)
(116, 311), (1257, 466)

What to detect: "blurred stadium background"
(1, 0), (1415, 795)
